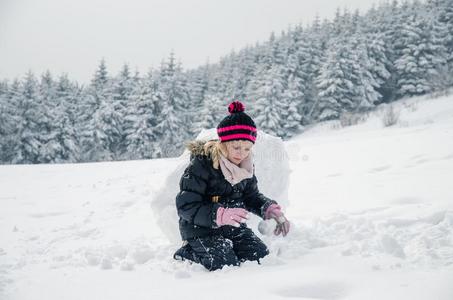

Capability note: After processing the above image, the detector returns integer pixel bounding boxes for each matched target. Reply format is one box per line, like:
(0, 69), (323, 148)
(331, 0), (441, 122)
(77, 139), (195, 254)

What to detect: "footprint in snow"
(28, 211), (68, 218)
(368, 165), (391, 173)
(405, 156), (435, 168)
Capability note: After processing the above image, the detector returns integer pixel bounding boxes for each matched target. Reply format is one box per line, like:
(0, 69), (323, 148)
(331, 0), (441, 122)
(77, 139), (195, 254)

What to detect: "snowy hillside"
(1, 94), (453, 300)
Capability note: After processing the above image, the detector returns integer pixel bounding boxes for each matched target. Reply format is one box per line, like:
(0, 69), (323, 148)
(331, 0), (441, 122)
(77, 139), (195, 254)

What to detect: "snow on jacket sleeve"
(243, 174), (277, 219)
(176, 157), (222, 228)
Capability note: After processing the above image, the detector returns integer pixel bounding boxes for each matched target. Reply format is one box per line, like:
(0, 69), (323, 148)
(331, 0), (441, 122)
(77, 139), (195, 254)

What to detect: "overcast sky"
(0, 0), (379, 84)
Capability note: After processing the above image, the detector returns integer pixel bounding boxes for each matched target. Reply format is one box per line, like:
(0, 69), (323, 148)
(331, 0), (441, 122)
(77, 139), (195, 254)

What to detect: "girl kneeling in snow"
(173, 101), (290, 271)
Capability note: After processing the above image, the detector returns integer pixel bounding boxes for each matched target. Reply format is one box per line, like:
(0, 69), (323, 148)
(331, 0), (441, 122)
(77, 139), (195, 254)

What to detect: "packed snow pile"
(0, 94), (452, 300)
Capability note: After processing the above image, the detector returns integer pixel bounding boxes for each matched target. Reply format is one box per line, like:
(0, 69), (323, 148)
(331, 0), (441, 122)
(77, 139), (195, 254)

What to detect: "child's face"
(225, 140), (254, 165)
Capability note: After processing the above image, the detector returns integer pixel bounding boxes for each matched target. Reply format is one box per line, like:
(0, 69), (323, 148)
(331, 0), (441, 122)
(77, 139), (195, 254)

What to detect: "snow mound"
(267, 206), (453, 269)
(151, 128), (290, 243)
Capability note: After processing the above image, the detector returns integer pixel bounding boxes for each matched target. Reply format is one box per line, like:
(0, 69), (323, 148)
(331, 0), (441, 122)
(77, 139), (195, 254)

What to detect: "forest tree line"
(0, 0), (452, 164)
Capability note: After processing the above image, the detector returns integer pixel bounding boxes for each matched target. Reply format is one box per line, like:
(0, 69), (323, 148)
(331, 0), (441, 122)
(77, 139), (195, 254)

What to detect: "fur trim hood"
(186, 139), (224, 169)
(186, 140), (215, 156)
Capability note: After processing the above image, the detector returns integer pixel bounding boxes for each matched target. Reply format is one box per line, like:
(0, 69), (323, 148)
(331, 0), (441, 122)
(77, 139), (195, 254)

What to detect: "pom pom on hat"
(228, 101), (245, 114)
(217, 100), (257, 143)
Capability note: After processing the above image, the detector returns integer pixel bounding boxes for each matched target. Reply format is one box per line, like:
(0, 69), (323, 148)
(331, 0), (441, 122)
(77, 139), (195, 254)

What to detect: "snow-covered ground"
(1, 94), (453, 300)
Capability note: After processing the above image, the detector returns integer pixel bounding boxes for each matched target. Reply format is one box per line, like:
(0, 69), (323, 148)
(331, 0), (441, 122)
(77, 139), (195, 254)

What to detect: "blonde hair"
(186, 139), (253, 169)
(203, 140), (228, 169)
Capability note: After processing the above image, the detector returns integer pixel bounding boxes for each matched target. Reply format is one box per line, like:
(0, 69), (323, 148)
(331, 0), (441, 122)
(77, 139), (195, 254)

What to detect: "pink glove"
(216, 207), (249, 227)
(265, 204), (290, 237)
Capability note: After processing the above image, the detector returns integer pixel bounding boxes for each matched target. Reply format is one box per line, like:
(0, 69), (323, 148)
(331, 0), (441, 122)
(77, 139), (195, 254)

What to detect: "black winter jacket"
(175, 141), (277, 240)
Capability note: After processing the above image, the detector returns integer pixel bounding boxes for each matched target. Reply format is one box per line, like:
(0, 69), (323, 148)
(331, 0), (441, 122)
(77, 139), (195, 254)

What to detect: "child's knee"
(235, 235), (270, 262)
(190, 236), (240, 271)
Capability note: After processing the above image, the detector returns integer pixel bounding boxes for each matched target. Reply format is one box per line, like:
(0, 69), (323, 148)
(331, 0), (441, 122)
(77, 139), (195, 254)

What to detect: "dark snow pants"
(186, 225), (269, 271)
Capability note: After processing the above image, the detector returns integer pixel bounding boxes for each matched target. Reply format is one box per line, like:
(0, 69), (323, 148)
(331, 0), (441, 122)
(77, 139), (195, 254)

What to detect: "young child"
(173, 100), (290, 271)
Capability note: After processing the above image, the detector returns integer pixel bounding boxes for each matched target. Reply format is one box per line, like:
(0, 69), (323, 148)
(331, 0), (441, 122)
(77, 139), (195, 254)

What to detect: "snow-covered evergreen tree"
(154, 53), (190, 157)
(426, 0), (453, 91)
(281, 76), (303, 138)
(12, 72), (45, 164)
(194, 93), (225, 133)
(109, 63), (134, 158)
(364, 33), (391, 104)
(246, 34), (277, 114)
(38, 71), (65, 163)
(316, 37), (358, 121)
(0, 80), (15, 163)
(186, 63), (212, 138)
(437, 0), (453, 65)
(351, 36), (383, 110)
(233, 47), (257, 101)
(294, 27), (323, 124)
(80, 59), (113, 161)
(395, 13), (448, 97)
(187, 64), (209, 106)
(280, 28), (304, 137)
(249, 34), (291, 137)
(123, 71), (160, 159)
(51, 74), (81, 162)
(1, 80), (22, 163)
(253, 66), (287, 136)
(373, 0), (409, 102)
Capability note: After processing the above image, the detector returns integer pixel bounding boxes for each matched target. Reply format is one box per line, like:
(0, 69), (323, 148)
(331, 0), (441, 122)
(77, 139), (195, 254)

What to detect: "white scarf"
(219, 152), (254, 185)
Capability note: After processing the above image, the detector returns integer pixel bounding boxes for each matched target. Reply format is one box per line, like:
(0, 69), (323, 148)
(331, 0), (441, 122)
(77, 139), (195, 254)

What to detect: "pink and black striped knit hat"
(216, 101), (257, 144)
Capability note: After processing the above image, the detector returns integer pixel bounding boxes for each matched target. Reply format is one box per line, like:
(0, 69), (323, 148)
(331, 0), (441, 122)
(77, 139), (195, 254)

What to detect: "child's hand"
(265, 204), (290, 237)
(216, 207), (250, 227)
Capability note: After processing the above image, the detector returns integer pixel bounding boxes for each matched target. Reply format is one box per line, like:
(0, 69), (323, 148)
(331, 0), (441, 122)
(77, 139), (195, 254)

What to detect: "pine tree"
(188, 63), (210, 105)
(0, 80), (15, 163)
(0, 81), (10, 133)
(13, 72), (45, 164)
(123, 71), (160, 159)
(52, 74), (81, 162)
(295, 29), (323, 124)
(395, 13), (448, 96)
(427, 0), (453, 91)
(247, 34), (279, 105)
(154, 53), (190, 157)
(110, 63), (134, 158)
(250, 34), (289, 136)
(316, 36), (376, 120)
(281, 76), (303, 138)
(437, 0), (453, 64)
(253, 66), (287, 136)
(234, 47), (257, 101)
(354, 38), (382, 109)
(38, 71), (63, 163)
(280, 28), (304, 136)
(364, 33), (391, 104)
(186, 63), (211, 137)
(195, 93), (225, 133)
(375, 0), (409, 102)
(1, 80), (22, 163)
(80, 59), (113, 161)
